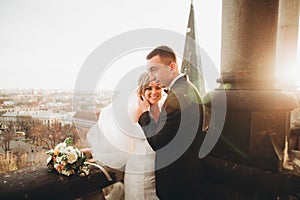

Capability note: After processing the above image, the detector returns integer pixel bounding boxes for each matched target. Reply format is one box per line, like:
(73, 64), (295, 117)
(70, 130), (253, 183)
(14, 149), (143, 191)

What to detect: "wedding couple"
(86, 46), (205, 200)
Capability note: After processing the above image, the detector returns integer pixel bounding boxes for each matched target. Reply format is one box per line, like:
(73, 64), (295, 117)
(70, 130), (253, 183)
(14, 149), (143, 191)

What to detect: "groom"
(138, 46), (206, 199)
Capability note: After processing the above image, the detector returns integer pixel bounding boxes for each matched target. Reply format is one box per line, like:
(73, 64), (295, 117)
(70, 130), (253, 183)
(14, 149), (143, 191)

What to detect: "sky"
(0, 0), (222, 91)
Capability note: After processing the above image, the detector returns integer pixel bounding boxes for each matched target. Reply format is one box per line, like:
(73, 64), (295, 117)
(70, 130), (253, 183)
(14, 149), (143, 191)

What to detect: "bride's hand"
(138, 95), (150, 113)
(80, 148), (92, 159)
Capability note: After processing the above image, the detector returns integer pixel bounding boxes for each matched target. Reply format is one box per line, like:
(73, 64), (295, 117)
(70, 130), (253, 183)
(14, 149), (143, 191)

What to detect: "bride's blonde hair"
(137, 72), (150, 97)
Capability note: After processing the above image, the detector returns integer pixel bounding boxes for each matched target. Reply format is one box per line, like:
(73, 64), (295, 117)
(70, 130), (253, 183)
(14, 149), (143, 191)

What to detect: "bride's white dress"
(87, 95), (159, 200)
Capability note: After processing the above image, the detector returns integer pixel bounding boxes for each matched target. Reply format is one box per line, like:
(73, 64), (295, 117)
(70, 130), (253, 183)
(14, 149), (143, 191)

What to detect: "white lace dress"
(87, 100), (159, 200)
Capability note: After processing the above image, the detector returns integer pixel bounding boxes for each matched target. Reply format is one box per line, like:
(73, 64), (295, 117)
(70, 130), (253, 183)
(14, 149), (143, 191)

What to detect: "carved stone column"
(205, 0), (298, 172)
(276, 0), (300, 154)
(276, 0), (300, 86)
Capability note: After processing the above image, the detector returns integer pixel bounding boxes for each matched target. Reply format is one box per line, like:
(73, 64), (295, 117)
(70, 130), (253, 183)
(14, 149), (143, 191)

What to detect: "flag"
(181, 0), (206, 98)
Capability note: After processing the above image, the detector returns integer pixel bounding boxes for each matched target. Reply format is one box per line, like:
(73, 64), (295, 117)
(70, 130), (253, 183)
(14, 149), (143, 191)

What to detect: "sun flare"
(275, 60), (300, 87)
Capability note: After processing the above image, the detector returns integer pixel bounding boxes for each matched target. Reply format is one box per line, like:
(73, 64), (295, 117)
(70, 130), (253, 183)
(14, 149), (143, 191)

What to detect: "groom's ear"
(169, 62), (177, 71)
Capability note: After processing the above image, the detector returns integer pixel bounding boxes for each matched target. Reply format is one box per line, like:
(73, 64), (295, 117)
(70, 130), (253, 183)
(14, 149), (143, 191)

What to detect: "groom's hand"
(138, 95), (150, 113)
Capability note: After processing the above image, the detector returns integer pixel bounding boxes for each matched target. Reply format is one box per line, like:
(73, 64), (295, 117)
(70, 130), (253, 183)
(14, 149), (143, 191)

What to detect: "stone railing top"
(0, 164), (123, 200)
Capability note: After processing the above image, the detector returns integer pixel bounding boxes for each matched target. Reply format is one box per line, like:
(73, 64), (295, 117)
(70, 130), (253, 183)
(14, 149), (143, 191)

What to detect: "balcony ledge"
(0, 164), (123, 200)
(1, 157), (300, 199)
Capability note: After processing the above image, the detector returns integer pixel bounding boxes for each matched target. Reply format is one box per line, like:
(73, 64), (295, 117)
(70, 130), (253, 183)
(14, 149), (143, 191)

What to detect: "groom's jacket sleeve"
(138, 111), (151, 127)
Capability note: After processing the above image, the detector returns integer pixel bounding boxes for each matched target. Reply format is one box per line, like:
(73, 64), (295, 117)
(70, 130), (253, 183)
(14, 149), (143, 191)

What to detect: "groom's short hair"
(146, 46), (176, 65)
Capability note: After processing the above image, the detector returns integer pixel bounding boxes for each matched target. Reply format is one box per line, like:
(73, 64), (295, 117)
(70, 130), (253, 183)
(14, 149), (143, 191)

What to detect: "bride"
(86, 72), (166, 200)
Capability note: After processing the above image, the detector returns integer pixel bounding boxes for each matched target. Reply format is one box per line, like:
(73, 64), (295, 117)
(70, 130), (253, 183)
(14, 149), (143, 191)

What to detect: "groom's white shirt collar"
(169, 73), (184, 89)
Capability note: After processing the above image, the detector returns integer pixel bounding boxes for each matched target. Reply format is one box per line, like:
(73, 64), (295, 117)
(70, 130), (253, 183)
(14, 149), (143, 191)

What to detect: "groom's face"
(147, 55), (172, 87)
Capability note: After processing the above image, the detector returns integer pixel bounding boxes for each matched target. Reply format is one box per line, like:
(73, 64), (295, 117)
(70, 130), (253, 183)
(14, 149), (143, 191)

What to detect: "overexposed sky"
(0, 0), (222, 90)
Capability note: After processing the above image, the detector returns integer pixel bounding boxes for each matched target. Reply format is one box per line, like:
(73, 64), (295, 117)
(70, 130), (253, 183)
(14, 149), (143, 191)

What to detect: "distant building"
(0, 111), (74, 131)
(31, 111), (62, 127)
(0, 113), (31, 132)
(2, 100), (15, 107)
(60, 112), (76, 126)
(0, 112), (30, 124)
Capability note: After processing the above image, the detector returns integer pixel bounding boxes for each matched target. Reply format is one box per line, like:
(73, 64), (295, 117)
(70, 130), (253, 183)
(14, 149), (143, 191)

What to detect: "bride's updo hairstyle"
(137, 72), (150, 97)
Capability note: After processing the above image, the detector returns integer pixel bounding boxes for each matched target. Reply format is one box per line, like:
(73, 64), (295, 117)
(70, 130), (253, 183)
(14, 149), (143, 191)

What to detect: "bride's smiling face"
(143, 81), (162, 105)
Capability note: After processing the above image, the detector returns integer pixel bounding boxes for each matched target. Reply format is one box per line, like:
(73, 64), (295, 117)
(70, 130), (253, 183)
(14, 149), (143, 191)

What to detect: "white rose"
(55, 142), (66, 151)
(66, 150), (78, 164)
(65, 146), (74, 153)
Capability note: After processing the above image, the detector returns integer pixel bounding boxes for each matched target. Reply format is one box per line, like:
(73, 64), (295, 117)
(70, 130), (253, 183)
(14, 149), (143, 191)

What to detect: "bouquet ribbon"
(84, 161), (113, 181)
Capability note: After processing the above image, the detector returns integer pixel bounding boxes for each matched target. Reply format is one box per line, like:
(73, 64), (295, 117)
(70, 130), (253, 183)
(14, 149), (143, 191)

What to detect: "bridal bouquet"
(46, 138), (90, 176)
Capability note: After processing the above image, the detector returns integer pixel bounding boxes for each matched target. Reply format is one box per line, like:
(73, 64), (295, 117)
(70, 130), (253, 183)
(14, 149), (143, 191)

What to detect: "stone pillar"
(276, 0), (300, 154)
(205, 0), (298, 172)
(276, 0), (300, 86)
(220, 0), (278, 89)
(276, 0), (300, 166)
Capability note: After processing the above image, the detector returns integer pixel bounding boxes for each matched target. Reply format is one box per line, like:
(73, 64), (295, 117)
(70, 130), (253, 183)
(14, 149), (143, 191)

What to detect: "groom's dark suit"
(139, 75), (205, 200)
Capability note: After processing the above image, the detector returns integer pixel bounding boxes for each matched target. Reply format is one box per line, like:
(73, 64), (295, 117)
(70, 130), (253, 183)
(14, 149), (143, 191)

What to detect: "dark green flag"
(181, 1), (206, 98)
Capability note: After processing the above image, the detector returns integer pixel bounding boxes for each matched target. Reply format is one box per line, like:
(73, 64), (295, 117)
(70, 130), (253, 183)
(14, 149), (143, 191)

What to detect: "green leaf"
(64, 137), (73, 146)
